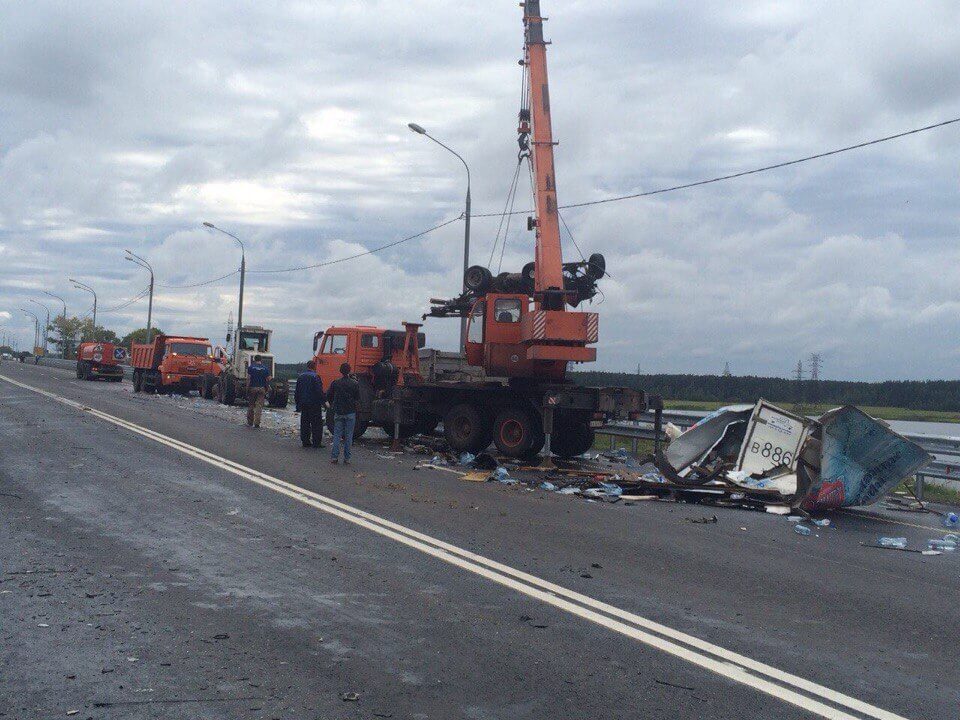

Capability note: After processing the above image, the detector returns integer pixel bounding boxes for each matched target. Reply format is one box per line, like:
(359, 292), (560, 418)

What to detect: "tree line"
(572, 371), (960, 413)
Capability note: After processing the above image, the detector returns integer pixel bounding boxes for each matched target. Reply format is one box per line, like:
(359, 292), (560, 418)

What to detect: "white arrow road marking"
(0, 372), (912, 720)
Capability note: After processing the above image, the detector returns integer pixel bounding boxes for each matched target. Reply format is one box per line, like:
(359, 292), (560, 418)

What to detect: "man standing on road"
(295, 360), (325, 449)
(327, 362), (359, 465)
(246, 355), (270, 428)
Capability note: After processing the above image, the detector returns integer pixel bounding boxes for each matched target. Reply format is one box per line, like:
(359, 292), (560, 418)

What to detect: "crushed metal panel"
(663, 405), (753, 472)
(736, 400), (812, 477)
(802, 406), (932, 511)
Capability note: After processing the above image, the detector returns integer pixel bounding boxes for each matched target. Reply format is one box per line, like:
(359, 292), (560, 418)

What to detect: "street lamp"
(28, 299), (51, 353)
(408, 122), (471, 351)
(43, 290), (68, 357)
(44, 291), (67, 319)
(125, 250), (155, 343)
(202, 222), (245, 343)
(19, 308), (40, 351)
(69, 279), (97, 341)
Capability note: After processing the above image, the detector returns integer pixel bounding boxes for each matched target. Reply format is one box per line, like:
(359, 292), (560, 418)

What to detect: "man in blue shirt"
(246, 355), (271, 428)
(295, 359), (325, 448)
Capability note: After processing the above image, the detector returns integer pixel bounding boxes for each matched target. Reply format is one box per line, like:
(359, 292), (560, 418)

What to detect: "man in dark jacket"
(295, 360), (325, 448)
(327, 362), (360, 465)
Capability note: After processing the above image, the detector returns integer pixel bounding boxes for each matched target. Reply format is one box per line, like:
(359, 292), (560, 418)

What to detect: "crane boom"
(523, 0), (565, 306)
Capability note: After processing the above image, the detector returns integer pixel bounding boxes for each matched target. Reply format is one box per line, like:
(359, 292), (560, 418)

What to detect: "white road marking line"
(0, 372), (911, 720)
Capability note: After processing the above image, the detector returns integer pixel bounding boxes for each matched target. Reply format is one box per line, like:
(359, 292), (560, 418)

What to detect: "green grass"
(663, 400), (960, 424)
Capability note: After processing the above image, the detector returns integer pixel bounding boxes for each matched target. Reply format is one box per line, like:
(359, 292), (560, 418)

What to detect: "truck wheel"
(200, 375), (212, 399)
(444, 403), (492, 454)
(492, 407), (538, 458)
(414, 413), (440, 436)
(221, 375), (236, 405)
(552, 421), (595, 459)
(132, 370), (142, 392)
(75, 362), (83, 379)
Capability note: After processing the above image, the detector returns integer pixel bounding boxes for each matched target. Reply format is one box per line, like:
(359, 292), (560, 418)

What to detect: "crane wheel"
(521, 262), (536, 292)
(464, 265), (493, 293)
(444, 403), (492, 454)
(551, 421), (595, 459)
(492, 407), (538, 458)
(585, 253), (606, 280)
(75, 363), (83, 379)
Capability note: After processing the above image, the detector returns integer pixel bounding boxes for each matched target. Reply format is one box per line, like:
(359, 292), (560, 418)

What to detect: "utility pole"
(125, 250), (155, 343)
(70, 279), (97, 341)
(20, 308), (40, 352)
(408, 122), (471, 352)
(722, 361), (732, 377)
(28, 299), (51, 354)
(203, 223), (245, 348)
(43, 291), (67, 357)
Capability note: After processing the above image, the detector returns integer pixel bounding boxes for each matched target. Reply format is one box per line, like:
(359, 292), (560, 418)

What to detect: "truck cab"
(215, 325), (288, 408)
(131, 334), (213, 394)
(312, 324), (424, 393)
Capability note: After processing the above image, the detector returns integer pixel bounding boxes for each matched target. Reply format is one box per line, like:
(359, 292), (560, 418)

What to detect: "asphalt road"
(0, 360), (956, 720)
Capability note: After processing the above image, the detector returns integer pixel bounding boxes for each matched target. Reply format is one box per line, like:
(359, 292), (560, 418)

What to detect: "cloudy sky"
(1, 0), (958, 380)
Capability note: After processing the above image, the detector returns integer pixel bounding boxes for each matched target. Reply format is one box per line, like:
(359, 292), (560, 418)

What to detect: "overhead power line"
(159, 269), (241, 289)
(472, 116), (960, 217)
(101, 287), (150, 314)
(248, 215), (462, 275)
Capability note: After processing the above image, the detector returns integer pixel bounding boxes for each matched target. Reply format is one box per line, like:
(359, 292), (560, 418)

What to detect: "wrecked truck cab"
(654, 400), (931, 511)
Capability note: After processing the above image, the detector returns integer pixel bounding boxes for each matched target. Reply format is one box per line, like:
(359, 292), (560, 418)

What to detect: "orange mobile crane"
(310, 1), (654, 458)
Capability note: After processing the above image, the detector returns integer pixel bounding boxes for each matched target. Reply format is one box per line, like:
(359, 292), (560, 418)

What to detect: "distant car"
(1, 353), (12, 360)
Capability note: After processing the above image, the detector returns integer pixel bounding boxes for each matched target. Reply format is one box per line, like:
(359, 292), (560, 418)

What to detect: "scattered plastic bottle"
(794, 524), (812, 536)
(877, 536), (908, 549)
(811, 518), (831, 527)
(943, 512), (959, 529)
(943, 533), (960, 544)
(493, 467), (509, 481)
(539, 481), (557, 491)
(928, 538), (957, 551)
(458, 452), (476, 466)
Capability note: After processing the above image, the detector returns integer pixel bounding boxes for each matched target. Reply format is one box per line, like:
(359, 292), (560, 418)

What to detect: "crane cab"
(465, 294), (596, 380)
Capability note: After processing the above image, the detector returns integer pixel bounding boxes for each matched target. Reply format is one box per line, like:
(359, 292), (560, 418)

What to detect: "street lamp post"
(28, 299), (51, 353)
(125, 250), (155, 343)
(43, 291), (68, 357)
(408, 122), (471, 352)
(20, 308), (40, 351)
(44, 291), (67, 320)
(69, 280), (97, 341)
(202, 222), (245, 344)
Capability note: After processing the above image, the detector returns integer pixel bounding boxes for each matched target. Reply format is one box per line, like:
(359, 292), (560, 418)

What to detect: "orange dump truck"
(75, 342), (126, 382)
(131, 334), (214, 394)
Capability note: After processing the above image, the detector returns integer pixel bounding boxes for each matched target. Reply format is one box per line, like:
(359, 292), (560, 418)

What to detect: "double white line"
(0, 373), (911, 720)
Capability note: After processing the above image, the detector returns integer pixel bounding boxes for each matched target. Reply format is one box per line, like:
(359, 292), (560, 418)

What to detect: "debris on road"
(877, 537), (908, 548)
